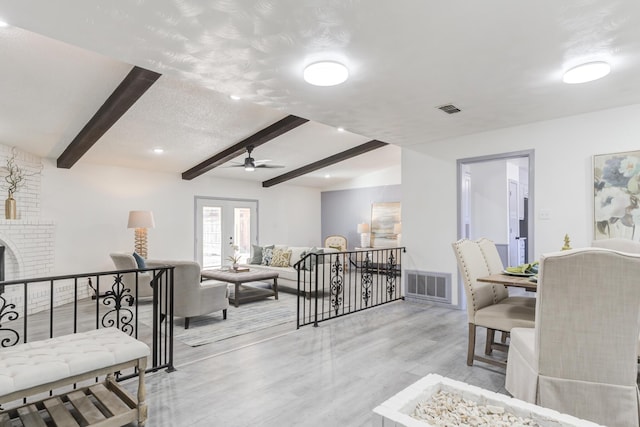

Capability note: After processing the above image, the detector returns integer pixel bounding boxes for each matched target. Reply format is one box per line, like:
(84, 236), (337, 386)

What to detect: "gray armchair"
(109, 253), (154, 298)
(505, 248), (640, 427)
(146, 260), (229, 329)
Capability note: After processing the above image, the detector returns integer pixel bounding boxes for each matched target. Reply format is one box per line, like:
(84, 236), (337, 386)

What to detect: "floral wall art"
(594, 150), (640, 240)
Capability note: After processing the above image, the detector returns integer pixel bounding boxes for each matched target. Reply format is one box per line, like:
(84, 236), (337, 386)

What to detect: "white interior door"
(508, 179), (520, 266)
(195, 198), (258, 269)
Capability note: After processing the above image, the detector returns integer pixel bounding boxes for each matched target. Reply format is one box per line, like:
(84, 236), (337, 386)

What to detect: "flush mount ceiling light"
(153, 148), (164, 154)
(303, 61), (349, 86)
(563, 61), (611, 84)
(229, 94), (241, 100)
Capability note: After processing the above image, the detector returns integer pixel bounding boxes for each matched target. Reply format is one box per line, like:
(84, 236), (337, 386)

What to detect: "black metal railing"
(295, 247), (405, 327)
(0, 266), (175, 377)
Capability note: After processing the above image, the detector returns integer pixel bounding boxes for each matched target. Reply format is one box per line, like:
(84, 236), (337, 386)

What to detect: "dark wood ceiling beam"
(181, 115), (309, 180)
(262, 140), (389, 188)
(57, 66), (161, 169)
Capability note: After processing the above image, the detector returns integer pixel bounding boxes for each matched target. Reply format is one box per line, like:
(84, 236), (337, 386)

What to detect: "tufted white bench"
(0, 328), (150, 426)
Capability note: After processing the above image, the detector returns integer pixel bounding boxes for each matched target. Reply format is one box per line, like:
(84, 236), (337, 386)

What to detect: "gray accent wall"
(321, 185), (402, 249)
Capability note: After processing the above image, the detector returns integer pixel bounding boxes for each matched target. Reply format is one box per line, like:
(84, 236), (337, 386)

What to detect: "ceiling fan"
(230, 146), (284, 171)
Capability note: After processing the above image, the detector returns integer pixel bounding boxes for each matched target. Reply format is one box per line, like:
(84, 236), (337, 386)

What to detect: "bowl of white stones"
(372, 374), (603, 427)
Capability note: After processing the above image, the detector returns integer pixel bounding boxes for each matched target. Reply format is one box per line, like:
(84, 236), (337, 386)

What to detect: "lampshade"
(128, 211), (155, 229)
(393, 223), (402, 234)
(357, 223), (370, 233)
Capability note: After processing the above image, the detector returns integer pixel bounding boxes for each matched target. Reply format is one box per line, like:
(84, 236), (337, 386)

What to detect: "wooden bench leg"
(138, 357), (148, 426)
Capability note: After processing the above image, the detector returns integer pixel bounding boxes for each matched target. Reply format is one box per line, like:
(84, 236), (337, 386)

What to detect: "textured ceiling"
(1, 1), (640, 186)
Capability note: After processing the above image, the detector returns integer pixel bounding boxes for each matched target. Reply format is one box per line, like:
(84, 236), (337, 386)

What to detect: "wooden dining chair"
(451, 239), (535, 366)
(506, 248), (640, 427)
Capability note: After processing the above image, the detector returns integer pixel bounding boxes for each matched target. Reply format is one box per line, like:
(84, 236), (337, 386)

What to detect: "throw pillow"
(249, 244), (274, 265)
(249, 244), (264, 264)
(303, 247), (323, 270)
(132, 252), (146, 269)
(329, 244), (343, 251)
(271, 248), (292, 267)
(261, 247), (274, 266)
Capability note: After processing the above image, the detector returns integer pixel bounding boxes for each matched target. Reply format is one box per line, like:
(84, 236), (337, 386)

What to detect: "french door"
(195, 197), (258, 269)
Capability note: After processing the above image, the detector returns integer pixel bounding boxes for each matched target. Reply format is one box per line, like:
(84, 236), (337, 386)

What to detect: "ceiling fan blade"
(255, 164), (285, 169)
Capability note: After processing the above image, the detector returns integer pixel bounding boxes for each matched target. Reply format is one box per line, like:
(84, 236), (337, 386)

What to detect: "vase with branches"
(1, 148), (40, 219)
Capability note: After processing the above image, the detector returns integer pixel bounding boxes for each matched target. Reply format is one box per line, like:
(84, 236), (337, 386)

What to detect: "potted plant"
(226, 245), (241, 269)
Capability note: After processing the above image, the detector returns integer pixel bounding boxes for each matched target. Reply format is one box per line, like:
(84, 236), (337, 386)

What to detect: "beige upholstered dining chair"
(324, 235), (347, 251)
(109, 253), (154, 298)
(476, 238), (535, 308)
(146, 260), (229, 329)
(505, 248), (640, 427)
(451, 239), (535, 366)
(592, 237), (640, 253)
(592, 238), (640, 358)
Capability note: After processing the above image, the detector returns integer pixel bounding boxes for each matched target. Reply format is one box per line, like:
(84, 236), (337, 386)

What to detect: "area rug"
(138, 292), (298, 347)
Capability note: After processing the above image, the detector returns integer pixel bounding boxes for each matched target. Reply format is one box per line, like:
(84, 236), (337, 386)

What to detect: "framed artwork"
(594, 150), (640, 240)
(371, 202), (401, 248)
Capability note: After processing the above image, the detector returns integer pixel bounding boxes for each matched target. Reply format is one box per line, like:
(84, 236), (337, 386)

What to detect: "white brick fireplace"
(0, 145), (85, 315)
(0, 144), (54, 280)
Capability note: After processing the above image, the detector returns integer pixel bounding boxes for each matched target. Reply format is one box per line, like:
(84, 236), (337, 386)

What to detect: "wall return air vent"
(437, 104), (461, 114)
(405, 270), (452, 304)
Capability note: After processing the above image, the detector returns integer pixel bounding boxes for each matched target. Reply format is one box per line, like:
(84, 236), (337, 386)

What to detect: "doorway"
(195, 197), (258, 269)
(457, 150), (535, 296)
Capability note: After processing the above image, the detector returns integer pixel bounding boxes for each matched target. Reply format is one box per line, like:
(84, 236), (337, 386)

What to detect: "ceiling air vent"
(437, 104), (461, 114)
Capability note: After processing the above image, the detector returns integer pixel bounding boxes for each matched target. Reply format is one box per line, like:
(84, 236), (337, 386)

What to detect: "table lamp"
(394, 222), (402, 247)
(128, 210), (155, 259)
(357, 223), (370, 248)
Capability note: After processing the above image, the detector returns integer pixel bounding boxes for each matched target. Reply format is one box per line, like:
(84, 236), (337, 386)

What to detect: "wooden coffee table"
(201, 268), (279, 307)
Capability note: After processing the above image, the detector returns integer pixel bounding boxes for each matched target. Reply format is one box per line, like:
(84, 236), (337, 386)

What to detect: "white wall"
(41, 160), (321, 275)
(402, 102), (640, 306)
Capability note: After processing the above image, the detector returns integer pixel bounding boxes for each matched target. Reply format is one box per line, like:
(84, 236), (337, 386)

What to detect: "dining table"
(477, 273), (538, 292)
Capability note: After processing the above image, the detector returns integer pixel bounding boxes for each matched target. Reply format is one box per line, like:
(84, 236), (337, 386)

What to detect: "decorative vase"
(232, 263), (239, 270)
(5, 194), (16, 220)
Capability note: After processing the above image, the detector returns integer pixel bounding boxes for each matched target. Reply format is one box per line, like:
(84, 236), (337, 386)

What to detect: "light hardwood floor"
(123, 300), (507, 426)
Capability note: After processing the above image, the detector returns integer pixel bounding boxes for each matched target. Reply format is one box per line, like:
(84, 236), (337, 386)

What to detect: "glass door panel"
(234, 208), (251, 263)
(201, 207), (221, 269)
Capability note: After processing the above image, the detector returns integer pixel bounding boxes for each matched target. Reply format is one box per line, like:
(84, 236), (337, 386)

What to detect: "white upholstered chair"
(476, 238), (536, 308)
(146, 260), (229, 329)
(592, 237), (640, 253)
(109, 253), (154, 298)
(451, 239), (535, 366)
(324, 235), (347, 251)
(592, 238), (640, 358)
(505, 248), (640, 427)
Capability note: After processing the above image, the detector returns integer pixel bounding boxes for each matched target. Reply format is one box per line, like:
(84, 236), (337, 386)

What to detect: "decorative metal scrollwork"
(330, 255), (343, 315)
(386, 251), (397, 300)
(0, 295), (19, 347)
(360, 254), (372, 307)
(101, 274), (135, 335)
